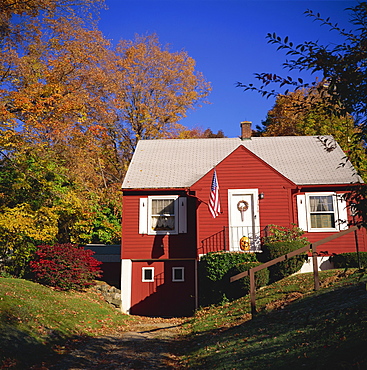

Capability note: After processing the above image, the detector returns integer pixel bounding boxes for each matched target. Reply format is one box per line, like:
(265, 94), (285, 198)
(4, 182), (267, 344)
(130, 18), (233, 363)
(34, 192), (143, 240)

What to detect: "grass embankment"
(1, 270), (367, 369)
(0, 278), (134, 369)
(182, 269), (367, 369)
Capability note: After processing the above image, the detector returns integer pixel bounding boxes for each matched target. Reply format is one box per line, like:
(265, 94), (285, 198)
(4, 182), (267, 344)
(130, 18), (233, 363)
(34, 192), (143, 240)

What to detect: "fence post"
(354, 227), (361, 270)
(230, 227), (357, 319)
(249, 268), (256, 316)
(311, 243), (320, 291)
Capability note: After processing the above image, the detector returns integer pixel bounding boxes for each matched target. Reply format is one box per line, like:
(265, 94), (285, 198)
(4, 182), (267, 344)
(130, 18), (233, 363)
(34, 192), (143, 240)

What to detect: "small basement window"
(172, 267), (184, 282)
(142, 267), (154, 282)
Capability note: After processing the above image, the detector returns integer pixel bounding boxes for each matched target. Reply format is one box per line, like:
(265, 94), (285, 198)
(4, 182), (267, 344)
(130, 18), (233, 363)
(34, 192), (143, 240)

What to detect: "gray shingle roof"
(122, 136), (362, 189)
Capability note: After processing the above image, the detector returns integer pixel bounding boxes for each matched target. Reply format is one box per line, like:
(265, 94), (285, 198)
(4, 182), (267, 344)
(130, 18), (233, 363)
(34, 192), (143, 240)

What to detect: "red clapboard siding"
(191, 146), (296, 251)
(301, 227), (367, 255)
(121, 194), (196, 260)
(129, 260), (196, 317)
(122, 144), (367, 261)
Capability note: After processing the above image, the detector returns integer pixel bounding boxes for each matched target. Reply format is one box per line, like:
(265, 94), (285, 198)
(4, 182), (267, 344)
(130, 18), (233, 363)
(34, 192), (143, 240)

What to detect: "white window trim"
(297, 192), (348, 233)
(139, 198), (148, 234)
(306, 192), (339, 232)
(142, 267), (154, 282)
(139, 196), (187, 235)
(172, 267), (185, 282)
(148, 195), (178, 235)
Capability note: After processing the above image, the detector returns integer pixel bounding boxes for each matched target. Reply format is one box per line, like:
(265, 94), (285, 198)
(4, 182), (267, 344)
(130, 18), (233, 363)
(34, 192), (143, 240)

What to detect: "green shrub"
(199, 251), (257, 306)
(259, 241), (308, 282)
(200, 251), (258, 281)
(258, 224), (309, 282)
(227, 261), (269, 300)
(263, 224), (308, 244)
(330, 252), (367, 269)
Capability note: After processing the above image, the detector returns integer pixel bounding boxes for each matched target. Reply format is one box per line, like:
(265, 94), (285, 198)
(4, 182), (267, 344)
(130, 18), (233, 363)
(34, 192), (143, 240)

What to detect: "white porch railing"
(199, 226), (264, 254)
(228, 226), (262, 253)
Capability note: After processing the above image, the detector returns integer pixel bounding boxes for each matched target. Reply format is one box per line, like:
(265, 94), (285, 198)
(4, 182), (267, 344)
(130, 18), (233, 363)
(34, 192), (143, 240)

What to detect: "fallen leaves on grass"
(265, 292), (304, 311)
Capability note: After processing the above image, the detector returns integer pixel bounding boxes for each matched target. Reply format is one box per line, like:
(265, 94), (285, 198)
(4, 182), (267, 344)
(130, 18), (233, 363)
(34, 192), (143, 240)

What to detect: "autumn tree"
(259, 84), (367, 177)
(0, 0), (117, 189)
(0, 2), (212, 276)
(238, 3), (367, 135)
(107, 34), (211, 161)
(173, 125), (226, 139)
(0, 137), (122, 276)
(237, 2), (367, 222)
(0, 0), (103, 36)
(0, 0), (122, 275)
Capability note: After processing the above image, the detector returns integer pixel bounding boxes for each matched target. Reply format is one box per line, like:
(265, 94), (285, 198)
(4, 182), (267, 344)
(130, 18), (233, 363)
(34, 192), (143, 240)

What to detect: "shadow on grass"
(0, 324), (90, 370)
(48, 335), (183, 369)
(183, 282), (367, 369)
(2, 281), (367, 369)
(1, 319), (188, 369)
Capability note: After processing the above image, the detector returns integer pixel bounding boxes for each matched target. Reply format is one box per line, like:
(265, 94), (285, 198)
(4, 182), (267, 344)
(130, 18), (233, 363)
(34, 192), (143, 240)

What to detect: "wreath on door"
(237, 200), (249, 222)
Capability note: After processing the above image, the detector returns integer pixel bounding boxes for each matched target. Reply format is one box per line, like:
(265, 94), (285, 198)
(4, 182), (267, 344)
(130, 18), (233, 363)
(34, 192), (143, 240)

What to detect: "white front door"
(228, 189), (261, 252)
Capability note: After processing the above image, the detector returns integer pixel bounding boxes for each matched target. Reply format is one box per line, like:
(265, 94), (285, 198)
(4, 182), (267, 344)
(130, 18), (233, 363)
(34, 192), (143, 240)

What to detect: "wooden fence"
(230, 226), (359, 319)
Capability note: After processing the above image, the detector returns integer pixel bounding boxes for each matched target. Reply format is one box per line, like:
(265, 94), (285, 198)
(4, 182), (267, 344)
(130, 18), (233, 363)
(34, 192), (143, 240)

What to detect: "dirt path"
(47, 318), (186, 369)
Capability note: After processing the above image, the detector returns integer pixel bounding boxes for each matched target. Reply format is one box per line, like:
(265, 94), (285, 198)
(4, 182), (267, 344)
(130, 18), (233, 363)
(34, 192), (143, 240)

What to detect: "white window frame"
(139, 196), (187, 235)
(148, 195), (179, 235)
(142, 267), (154, 282)
(172, 267), (185, 282)
(306, 192), (338, 232)
(298, 192), (348, 232)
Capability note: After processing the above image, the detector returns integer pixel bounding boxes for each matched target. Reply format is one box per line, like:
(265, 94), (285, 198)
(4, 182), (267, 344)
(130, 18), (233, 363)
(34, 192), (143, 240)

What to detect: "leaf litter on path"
(43, 316), (187, 370)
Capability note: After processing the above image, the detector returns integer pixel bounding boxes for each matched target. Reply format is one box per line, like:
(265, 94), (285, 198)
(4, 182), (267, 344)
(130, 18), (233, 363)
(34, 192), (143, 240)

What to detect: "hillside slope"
(0, 278), (133, 369)
(182, 269), (367, 369)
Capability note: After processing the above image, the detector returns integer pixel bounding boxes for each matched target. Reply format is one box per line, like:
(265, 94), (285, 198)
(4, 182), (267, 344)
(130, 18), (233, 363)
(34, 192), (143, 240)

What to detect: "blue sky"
(98, 0), (358, 138)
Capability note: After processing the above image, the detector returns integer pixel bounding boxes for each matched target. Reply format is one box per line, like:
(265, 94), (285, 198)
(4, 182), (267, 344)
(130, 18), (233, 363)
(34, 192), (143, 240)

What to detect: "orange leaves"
(0, 5), (209, 249)
(111, 33), (211, 151)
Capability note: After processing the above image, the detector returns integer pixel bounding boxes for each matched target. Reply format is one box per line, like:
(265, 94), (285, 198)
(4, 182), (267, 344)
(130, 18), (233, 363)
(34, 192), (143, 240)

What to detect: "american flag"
(209, 169), (221, 218)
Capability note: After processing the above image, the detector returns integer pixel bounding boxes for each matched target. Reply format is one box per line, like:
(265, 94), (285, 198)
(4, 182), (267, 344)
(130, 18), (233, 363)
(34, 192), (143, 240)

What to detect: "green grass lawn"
(181, 269), (367, 369)
(0, 278), (135, 369)
(1, 269), (367, 369)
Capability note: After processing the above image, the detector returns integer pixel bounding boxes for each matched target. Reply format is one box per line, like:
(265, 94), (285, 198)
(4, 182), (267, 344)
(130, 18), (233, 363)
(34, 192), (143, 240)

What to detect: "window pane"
(173, 267), (184, 282)
(152, 199), (174, 215)
(310, 213), (335, 229)
(309, 196), (334, 212)
(152, 216), (175, 230)
(143, 268), (153, 282)
(151, 198), (175, 231)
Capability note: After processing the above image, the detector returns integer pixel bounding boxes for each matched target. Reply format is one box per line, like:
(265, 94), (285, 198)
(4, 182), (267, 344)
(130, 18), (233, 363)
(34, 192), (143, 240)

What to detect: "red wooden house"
(120, 122), (366, 317)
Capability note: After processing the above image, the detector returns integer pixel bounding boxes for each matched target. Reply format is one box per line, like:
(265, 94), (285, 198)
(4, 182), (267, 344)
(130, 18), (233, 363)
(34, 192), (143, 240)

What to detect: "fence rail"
(230, 226), (359, 318)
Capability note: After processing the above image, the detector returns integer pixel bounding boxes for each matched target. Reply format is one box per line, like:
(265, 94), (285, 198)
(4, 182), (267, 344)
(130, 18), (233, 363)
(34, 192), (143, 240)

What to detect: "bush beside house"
(199, 251), (258, 305)
(330, 252), (367, 269)
(258, 224), (309, 282)
(227, 261), (269, 300)
(259, 241), (309, 282)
